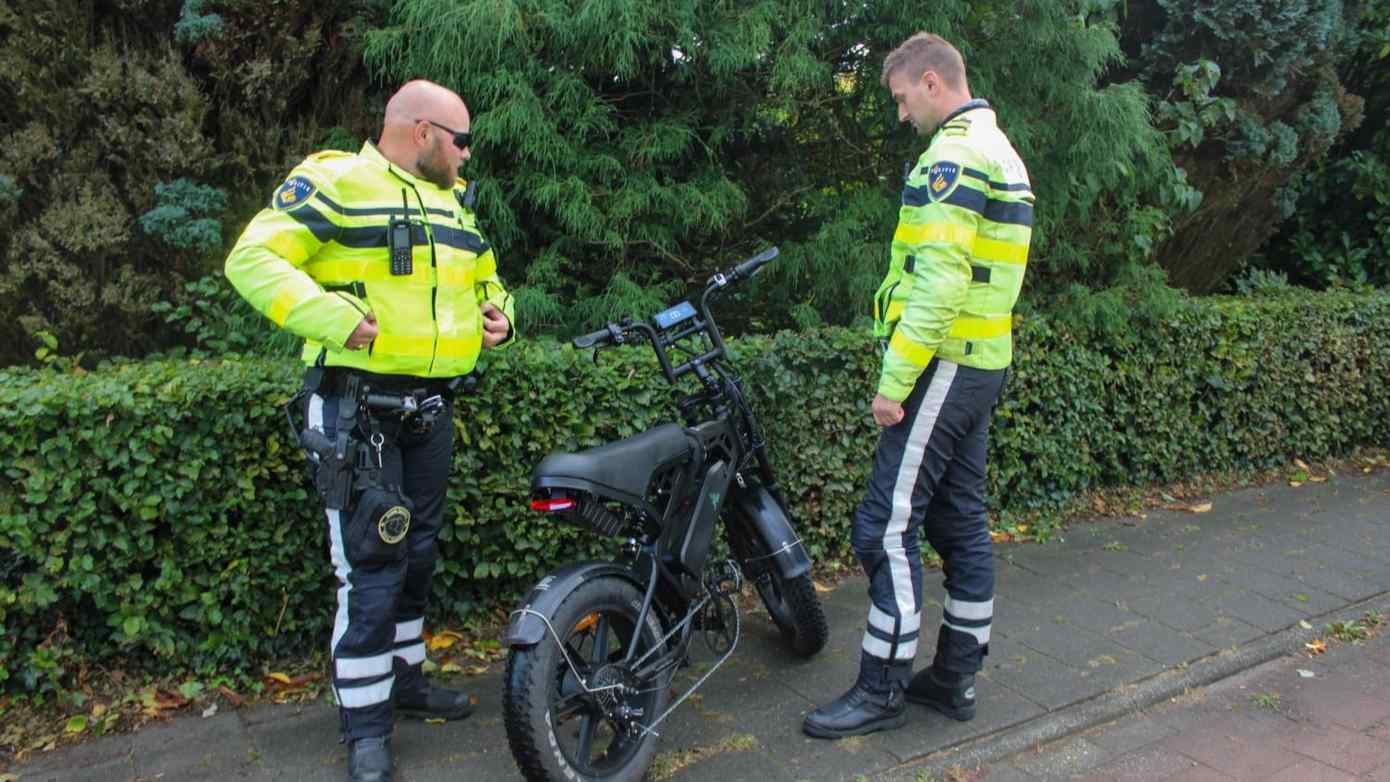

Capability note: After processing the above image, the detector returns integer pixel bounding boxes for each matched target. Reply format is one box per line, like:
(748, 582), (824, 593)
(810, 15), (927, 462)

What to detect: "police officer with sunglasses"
(226, 80), (514, 782)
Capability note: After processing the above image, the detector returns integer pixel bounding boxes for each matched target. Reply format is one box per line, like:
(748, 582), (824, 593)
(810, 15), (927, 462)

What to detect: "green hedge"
(3, 290), (1388, 694)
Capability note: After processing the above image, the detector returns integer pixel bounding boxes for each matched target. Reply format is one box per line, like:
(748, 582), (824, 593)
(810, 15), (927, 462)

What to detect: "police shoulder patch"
(273, 175), (317, 210)
(925, 161), (962, 202)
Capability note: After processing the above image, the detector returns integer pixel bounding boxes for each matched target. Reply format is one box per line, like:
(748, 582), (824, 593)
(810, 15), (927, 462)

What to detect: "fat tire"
(759, 568), (829, 658)
(503, 576), (669, 782)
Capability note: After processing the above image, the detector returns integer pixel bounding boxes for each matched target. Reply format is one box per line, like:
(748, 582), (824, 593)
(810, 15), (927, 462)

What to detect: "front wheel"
(503, 575), (671, 782)
(754, 564), (829, 658)
(731, 521), (828, 658)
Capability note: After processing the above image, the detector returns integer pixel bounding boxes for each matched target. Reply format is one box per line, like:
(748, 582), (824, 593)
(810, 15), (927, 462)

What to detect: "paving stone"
(1123, 593), (1226, 633)
(1162, 765), (1238, 781)
(1164, 730), (1307, 780)
(1198, 589), (1305, 633)
(1369, 760), (1390, 782)
(18, 756), (142, 782)
(1191, 616), (1266, 648)
(987, 643), (1098, 710)
(1281, 723), (1390, 775)
(132, 711), (266, 780)
(756, 696), (902, 782)
(12, 732), (134, 775)
(1081, 711), (1179, 756)
(877, 677), (1045, 763)
(973, 765), (1043, 782)
(1285, 681), (1390, 731)
(1009, 736), (1108, 779)
(1011, 627), (1164, 690)
(1070, 745), (1197, 781)
(1106, 617), (1221, 667)
(1262, 761), (1359, 782)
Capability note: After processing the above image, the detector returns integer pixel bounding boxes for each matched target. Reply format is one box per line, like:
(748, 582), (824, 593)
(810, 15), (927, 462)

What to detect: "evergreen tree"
(364, 0), (1177, 334)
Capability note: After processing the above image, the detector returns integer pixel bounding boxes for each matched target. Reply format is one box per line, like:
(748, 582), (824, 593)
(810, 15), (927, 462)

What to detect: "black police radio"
(388, 190), (415, 276)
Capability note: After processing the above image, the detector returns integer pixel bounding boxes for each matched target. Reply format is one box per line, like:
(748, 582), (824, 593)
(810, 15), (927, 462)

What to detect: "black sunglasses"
(419, 119), (472, 150)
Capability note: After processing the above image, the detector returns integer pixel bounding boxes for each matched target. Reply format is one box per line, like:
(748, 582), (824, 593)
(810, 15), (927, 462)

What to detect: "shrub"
(1, 289), (1387, 693)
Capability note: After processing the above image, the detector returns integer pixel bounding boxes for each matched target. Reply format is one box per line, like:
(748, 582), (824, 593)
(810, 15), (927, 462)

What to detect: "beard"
(415, 143), (456, 189)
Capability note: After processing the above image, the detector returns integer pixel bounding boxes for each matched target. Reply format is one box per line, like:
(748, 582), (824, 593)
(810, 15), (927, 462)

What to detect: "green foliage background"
(3, 289), (1388, 694)
(1, 0), (1386, 366)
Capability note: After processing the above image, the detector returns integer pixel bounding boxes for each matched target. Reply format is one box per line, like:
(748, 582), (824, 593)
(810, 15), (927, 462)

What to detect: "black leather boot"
(906, 666), (976, 721)
(394, 681), (475, 720)
(803, 679), (907, 738)
(393, 659), (476, 721)
(803, 656), (910, 739)
(347, 735), (393, 782)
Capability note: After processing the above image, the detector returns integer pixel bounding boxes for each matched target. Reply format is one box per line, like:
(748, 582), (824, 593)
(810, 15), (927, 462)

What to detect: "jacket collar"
(360, 141), (444, 192)
(934, 98), (991, 133)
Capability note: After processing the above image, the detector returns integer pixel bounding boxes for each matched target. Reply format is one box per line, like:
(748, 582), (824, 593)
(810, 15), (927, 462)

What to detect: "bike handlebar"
(572, 326), (612, 350)
(571, 246), (778, 383)
(731, 246), (778, 281)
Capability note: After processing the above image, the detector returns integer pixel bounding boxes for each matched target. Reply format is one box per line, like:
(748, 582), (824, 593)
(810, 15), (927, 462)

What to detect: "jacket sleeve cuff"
(876, 375), (915, 403)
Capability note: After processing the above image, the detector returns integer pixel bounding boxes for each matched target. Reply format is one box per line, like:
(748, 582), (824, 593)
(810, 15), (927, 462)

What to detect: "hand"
(345, 313), (378, 350)
(872, 393), (905, 427)
(481, 302), (510, 348)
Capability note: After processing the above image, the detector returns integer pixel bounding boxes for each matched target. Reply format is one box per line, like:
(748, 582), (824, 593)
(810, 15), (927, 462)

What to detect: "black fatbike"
(501, 247), (828, 782)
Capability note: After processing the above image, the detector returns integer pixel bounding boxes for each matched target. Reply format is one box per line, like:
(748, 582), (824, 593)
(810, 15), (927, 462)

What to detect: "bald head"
(383, 80), (468, 130)
(377, 80), (473, 189)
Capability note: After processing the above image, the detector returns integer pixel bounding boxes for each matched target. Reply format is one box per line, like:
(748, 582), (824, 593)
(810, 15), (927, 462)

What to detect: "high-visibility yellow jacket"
(225, 142), (514, 378)
(874, 100), (1033, 401)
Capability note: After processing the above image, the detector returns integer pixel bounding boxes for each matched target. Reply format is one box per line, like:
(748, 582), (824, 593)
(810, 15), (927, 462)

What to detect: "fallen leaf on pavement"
(1305, 639), (1327, 655)
(1299, 620), (1314, 630)
(428, 631), (463, 651)
(1187, 502), (1212, 513)
(266, 672), (293, 685)
(202, 704), (219, 718)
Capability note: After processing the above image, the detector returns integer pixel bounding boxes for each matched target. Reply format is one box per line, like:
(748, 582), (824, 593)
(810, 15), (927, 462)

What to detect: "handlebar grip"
(573, 328), (611, 349)
(733, 246), (779, 279)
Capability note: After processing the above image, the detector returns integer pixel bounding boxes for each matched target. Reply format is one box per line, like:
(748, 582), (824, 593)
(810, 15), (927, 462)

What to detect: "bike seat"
(533, 423), (693, 502)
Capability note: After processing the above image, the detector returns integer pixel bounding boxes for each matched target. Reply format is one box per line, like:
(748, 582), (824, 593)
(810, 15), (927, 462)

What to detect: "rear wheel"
(503, 576), (671, 782)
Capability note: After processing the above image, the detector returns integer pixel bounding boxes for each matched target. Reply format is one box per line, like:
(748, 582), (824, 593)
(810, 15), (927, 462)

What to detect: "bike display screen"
(652, 300), (697, 331)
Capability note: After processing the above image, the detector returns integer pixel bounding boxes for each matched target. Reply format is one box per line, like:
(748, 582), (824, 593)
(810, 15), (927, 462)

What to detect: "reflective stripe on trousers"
(308, 390), (454, 739)
(851, 359), (1005, 674)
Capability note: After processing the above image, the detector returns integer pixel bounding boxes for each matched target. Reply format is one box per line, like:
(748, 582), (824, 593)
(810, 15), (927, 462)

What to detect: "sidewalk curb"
(875, 591), (1390, 781)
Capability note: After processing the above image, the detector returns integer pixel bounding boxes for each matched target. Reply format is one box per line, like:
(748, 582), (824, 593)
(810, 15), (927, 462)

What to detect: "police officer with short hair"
(803, 32), (1033, 739)
(225, 80), (514, 782)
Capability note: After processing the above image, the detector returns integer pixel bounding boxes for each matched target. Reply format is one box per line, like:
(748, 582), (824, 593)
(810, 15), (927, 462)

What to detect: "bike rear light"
(531, 497), (577, 513)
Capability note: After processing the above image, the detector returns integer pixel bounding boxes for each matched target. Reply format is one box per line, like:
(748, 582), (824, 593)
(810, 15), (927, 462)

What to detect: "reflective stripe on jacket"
(226, 142), (514, 378)
(874, 100), (1032, 401)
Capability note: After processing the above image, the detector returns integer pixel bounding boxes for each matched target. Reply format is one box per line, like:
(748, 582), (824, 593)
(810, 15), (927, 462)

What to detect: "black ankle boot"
(347, 735), (393, 782)
(802, 680), (907, 739)
(906, 666), (976, 721)
(394, 682), (475, 721)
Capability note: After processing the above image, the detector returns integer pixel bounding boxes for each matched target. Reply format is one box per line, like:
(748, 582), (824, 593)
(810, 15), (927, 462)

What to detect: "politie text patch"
(925, 161), (961, 202)
(273, 176), (317, 210)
